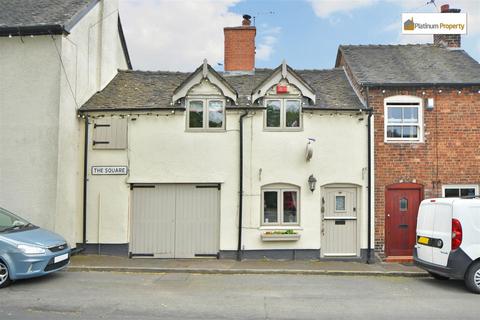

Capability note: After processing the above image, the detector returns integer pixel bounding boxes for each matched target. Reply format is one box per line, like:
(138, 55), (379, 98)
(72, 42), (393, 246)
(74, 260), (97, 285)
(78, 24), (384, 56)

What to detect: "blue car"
(0, 207), (70, 288)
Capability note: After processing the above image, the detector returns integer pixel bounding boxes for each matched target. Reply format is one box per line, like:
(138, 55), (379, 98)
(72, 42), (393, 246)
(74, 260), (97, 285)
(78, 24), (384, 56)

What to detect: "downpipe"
(366, 87), (373, 264)
(237, 110), (249, 261)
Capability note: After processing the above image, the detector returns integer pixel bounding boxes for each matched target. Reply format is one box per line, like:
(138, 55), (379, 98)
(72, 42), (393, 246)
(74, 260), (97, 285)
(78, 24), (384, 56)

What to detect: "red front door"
(385, 184), (423, 256)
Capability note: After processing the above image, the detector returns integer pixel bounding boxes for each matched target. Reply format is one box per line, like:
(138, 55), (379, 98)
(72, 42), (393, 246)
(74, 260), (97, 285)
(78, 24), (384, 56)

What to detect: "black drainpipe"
(366, 87), (373, 264)
(82, 115), (89, 248)
(71, 115), (89, 256)
(237, 110), (248, 261)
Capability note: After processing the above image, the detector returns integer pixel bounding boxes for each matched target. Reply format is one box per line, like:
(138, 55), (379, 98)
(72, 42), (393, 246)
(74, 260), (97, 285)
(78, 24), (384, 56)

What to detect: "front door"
(321, 187), (358, 257)
(385, 184), (423, 256)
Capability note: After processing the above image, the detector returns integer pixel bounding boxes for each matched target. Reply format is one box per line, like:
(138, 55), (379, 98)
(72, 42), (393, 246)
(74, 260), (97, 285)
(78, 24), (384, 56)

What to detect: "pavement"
(68, 254), (428, 277)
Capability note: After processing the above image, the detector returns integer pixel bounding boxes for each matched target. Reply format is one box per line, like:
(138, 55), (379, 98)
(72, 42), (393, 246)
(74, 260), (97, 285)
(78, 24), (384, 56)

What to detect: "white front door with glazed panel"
(321, 187), (358, 257)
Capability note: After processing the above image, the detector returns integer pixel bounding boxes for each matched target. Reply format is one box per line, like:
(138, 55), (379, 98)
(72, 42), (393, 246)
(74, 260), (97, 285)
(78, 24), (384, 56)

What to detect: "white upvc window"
(264, 99), (302, 130)
(262, 185), (300, 226)
(187, 98), (225, 130)
(442, 184), (479, 198)
(384, 96), (423, 142)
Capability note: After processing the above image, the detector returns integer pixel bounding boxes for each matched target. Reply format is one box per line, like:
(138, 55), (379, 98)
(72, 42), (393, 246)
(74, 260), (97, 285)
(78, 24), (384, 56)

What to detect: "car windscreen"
(0, 207), (32, 233)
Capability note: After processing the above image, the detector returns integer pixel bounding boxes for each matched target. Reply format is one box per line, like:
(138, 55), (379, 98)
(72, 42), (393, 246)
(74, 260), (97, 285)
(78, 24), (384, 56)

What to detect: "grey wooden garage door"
(131, 184), (220, 258)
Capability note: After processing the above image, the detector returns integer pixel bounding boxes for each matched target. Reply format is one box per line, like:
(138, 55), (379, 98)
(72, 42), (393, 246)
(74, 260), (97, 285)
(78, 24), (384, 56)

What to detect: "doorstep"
(384, 256), (414, 263)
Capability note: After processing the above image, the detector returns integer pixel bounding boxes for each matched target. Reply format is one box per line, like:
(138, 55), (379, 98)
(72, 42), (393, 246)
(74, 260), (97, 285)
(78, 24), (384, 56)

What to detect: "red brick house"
(335, 6), (480, 259)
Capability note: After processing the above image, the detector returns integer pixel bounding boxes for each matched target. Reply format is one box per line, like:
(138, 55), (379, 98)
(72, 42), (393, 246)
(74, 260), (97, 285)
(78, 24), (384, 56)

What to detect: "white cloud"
(119, 0), (242, 71)
(309, 0), (479, 38)
(381, 0), (480, 45)
(256, 26), (281, 61)
(308, 0), (376, 18)
(388, 0), (480, 35)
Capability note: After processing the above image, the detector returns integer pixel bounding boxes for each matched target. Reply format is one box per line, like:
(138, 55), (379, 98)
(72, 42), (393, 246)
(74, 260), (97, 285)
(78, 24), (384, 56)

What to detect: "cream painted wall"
(0, 36), (61, 229)
(55, 0), (128, 246)
(0, 0), (129, 247)
(242, 111), (368, 251)
(86, 109), (369, 253)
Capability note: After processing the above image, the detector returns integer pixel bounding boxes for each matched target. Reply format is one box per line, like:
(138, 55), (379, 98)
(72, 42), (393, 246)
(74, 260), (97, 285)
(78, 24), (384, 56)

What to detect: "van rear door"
(432, 202), (452, 266)
(416, 201), (435, 263)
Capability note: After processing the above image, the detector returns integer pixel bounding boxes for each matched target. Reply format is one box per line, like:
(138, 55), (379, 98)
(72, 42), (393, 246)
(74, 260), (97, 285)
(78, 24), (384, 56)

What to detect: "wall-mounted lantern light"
(308, 174), (317, 192)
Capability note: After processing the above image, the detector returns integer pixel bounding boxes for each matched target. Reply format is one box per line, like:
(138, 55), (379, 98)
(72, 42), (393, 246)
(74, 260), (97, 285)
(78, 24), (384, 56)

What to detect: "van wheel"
(0, 261), (11, 289)
(465, 261), (480, 294)
(428, 271), (449, 280)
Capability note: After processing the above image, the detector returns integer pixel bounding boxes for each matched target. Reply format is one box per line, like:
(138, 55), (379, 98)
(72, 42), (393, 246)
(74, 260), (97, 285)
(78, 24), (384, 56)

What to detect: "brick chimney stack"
(224, 15), (256, 72)
(433, 4), (461, 48)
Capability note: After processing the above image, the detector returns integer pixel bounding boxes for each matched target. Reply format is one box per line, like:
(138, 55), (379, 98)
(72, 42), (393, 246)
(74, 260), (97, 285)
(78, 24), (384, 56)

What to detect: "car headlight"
(17, 244), (46, 255)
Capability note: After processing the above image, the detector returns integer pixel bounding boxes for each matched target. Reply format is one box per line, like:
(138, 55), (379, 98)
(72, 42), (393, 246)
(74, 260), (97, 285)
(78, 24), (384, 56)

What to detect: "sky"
(119, 0), (480, 72)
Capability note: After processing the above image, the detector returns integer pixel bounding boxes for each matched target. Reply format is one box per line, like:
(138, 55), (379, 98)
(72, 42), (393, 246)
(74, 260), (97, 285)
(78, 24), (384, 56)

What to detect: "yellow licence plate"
(417, 236), (430, 245)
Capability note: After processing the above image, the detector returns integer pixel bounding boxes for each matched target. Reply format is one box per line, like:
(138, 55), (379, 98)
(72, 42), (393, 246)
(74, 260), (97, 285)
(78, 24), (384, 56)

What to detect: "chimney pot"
(440, 4), (449, 13)
(242, 14), (252, 26)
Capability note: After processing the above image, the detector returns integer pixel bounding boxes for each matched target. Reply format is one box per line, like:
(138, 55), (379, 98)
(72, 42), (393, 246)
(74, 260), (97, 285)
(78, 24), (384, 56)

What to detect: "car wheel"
(428, 271), (449, 280)
(0, 261), (11, 289)
(465, 261), (480, 294)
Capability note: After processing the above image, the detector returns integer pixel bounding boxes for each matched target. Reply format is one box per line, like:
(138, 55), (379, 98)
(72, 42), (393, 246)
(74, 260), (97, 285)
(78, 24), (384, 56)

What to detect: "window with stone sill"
(187, 99), (225, 130)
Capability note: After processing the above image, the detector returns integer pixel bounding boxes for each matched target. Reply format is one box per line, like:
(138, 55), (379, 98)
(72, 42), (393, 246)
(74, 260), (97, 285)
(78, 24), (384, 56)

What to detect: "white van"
(414, 197), (480, 293)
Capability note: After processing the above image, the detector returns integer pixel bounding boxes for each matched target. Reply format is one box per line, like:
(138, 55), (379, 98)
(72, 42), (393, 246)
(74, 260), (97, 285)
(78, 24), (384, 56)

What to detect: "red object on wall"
(276, 85), (288, 94)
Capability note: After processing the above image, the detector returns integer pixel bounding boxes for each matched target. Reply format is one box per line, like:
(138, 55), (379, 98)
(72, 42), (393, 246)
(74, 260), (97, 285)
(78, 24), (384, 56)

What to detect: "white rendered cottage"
(78, 17), (373, 260)
(0, 0), (131, 247)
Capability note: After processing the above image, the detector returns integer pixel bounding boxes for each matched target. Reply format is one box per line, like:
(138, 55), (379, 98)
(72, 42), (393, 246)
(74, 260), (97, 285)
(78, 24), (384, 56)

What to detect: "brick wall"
(433, 34), (461, 48)
(224, 27), (256, 72)
(369, 87), (480, 254)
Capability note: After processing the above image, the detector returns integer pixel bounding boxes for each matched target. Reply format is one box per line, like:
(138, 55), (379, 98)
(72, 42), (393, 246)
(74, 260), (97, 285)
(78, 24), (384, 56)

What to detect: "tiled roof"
(338, 44), (480, 86)
(0, 0), (94, 32)
(80, 68), (366, 111)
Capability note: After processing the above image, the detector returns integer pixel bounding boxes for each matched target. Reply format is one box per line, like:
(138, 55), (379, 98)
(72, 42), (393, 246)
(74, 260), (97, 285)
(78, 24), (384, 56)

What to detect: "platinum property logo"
(401, 13), (467, 35)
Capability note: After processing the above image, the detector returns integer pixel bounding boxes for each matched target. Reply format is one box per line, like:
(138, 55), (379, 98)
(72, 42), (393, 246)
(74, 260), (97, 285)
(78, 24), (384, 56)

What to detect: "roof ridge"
(296, 67), (344, 72)
(119, 69), (189, 75)
(340, 43), (436, 48)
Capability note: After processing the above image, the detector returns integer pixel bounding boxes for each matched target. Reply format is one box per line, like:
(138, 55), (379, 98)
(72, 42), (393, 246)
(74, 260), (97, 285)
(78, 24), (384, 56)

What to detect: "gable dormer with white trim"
(172, 59), (238, 131)
(251, 60), (316, 105)
(172, 59), (238, 106)
(252, 61), (316, 130)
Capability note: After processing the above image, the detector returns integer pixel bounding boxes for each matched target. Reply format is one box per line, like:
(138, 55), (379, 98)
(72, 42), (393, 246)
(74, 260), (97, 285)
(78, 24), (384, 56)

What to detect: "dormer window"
(187, 99), (225, 130)
(265, 99), (301, 129)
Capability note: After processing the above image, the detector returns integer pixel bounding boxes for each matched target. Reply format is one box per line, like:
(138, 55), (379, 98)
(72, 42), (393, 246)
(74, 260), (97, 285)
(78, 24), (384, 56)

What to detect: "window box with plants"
(260, 229), (300, 242)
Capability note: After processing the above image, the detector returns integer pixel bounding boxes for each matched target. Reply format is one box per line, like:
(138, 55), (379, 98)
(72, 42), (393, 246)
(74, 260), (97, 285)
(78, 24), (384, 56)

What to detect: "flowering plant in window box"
(261, 229), (300, 242)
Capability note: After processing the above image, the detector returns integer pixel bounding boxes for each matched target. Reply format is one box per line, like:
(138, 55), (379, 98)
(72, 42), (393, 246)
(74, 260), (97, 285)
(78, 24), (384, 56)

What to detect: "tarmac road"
(0, 271), (478, 319)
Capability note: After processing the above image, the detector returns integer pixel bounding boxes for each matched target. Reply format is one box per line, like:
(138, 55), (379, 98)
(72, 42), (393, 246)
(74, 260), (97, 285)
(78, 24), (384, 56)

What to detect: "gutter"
(363, 82), (480, 87)
(237, 111), (249, 261)
(78, 107), (186, 113)
(366, 86), (373, 264)
(302, 107), (367, 111)
(0, 25), (65, 37)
